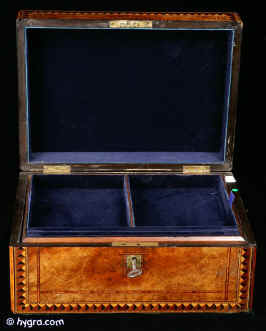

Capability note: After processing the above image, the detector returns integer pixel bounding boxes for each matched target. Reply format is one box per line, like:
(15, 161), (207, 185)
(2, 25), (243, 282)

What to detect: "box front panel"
(10, 246), (254, 313)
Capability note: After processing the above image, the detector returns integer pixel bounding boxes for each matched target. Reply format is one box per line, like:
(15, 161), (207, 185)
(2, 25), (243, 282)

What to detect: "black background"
(1, 1), (266, 330)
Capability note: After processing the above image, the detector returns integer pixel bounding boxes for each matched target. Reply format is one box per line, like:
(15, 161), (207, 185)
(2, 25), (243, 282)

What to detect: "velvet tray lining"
(27, 175), (239, 237)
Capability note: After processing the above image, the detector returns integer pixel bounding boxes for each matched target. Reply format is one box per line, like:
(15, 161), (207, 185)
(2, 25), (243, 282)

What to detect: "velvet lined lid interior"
(25, 28), (234, 164)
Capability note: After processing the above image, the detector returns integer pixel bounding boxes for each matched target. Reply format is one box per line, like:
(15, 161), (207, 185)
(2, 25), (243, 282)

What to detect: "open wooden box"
(10, 10), (256, 314)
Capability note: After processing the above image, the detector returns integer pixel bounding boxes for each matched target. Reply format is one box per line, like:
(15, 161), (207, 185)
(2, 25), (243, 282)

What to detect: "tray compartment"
(130, 175), (239, 235)
(27, 175), (129, 236)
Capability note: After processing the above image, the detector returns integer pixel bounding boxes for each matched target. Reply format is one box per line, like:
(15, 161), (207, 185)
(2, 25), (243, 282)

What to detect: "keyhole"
(127, 256), (142, 278)
(131, 257), (137, 271)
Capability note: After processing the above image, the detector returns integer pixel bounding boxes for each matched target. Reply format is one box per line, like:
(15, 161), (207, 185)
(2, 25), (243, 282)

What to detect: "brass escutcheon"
(126, 255), (142, 278)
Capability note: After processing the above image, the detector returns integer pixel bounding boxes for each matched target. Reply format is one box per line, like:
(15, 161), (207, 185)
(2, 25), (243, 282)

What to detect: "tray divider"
(123, 175), (135, 227)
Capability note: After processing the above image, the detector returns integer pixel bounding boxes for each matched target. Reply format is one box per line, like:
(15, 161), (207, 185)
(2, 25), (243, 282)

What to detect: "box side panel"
(13, 246), (254, 313)
(224, 175), (256, 244)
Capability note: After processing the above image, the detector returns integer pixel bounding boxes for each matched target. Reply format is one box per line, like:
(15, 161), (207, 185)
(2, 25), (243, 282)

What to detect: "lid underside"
(21, 25), (237, 167)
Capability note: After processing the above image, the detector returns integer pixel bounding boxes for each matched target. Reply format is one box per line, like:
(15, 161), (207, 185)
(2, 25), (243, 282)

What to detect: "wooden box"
(10, 10), (256, 314)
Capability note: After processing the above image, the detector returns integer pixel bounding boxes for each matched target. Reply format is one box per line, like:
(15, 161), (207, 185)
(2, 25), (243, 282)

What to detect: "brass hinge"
(43, 165), (71, 174)
(109, 20), (152, 28)
(183, 165), (210, 174)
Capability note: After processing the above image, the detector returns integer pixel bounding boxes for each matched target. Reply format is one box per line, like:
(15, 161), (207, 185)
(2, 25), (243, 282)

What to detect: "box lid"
(16, 11), (242, 173)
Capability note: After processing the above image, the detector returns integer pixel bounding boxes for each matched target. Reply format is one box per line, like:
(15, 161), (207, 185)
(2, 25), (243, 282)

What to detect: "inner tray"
(27, 175), (240, 237)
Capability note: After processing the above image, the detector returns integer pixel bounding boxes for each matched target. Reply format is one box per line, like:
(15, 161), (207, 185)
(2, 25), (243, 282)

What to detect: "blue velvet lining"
(30, 152), (223, 164)
(27, 175), (239, 237)
(25, 28), (234, 165)
(131, 175), (236, 228)
(28, 176), (127, 230)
